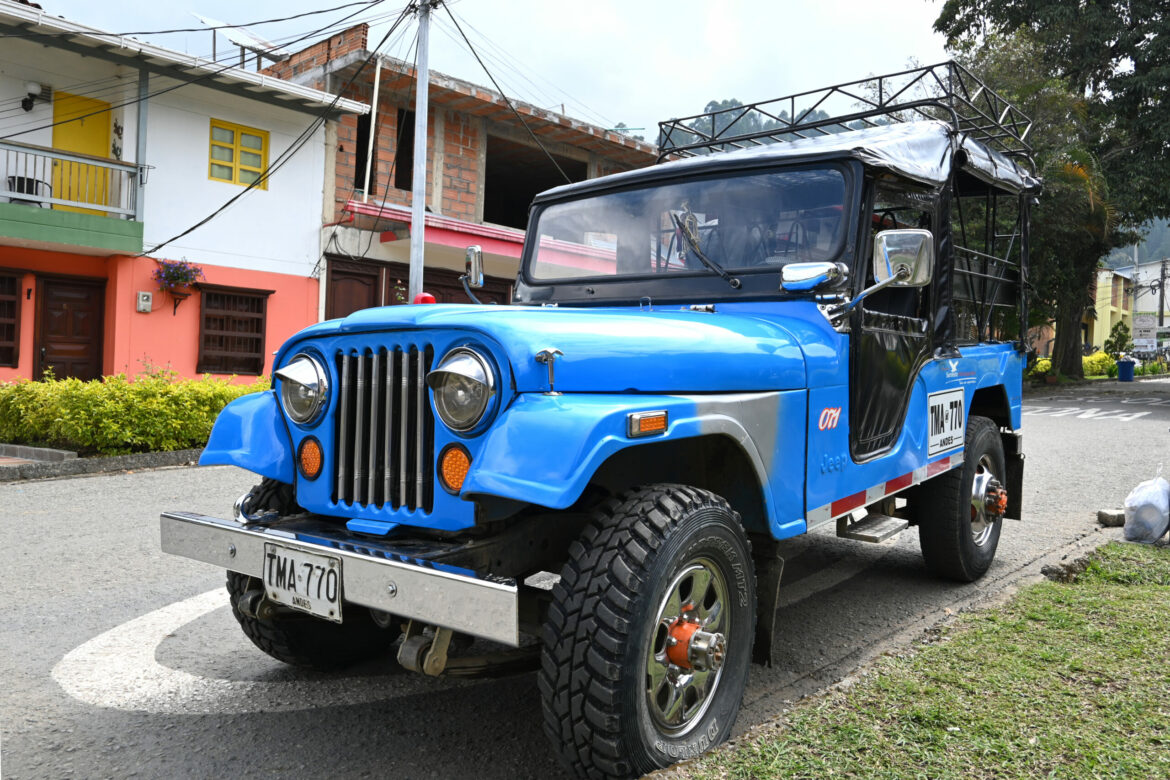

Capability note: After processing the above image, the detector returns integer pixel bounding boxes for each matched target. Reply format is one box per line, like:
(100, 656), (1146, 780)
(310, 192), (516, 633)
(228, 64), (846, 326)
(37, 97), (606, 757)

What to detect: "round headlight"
(426, 348), (496, 432)
(275, 354), (329, 425)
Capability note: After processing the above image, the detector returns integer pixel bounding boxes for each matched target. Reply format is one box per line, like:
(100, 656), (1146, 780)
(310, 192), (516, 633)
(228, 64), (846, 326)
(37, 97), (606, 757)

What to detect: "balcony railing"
(0, 140), (140, 219)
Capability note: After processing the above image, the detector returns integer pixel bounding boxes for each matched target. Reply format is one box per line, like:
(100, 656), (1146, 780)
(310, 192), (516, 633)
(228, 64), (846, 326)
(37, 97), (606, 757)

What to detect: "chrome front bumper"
(160, 511), (520, 646)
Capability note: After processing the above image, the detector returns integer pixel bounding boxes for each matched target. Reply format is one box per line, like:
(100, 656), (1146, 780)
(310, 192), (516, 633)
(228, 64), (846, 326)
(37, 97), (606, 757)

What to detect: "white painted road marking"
(50, 589), (443, 715)
(1023, 406), (1151, 421)
(53, 552), (882, 716)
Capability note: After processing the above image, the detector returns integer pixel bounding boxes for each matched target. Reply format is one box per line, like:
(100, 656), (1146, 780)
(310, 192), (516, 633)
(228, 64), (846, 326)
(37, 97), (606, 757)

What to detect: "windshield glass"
(528, 167), (847, 282)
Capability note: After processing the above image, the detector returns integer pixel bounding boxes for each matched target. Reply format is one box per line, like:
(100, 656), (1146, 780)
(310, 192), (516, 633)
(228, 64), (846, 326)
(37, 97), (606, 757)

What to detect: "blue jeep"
(162, 63), (1037, 778)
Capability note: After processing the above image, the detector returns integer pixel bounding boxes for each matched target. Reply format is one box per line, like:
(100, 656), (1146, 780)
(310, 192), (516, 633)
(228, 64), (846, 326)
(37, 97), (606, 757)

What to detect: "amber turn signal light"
(627, 410), (668, 438)
(298, 437), (323, 480)
(439, 444), (471, 493)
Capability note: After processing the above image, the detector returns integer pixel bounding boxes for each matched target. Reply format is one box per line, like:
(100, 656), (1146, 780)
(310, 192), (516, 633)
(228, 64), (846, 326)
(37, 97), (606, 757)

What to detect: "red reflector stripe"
(926, 458), (952, 477)
(885, 473), (913, 493)
(830, 490), (867, 516)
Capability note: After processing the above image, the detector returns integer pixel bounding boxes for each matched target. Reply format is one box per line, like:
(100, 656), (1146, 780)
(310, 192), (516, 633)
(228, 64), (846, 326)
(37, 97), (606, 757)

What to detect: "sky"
(37, 0), (952, 140)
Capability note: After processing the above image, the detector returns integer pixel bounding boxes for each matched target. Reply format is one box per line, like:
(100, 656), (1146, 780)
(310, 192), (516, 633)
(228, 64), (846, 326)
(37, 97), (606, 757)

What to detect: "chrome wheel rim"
(970, 454), (1000, 547)
(644, 558), (729, 736)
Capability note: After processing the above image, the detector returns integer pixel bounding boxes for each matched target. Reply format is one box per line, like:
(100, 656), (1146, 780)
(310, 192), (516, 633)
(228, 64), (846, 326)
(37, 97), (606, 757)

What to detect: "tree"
(935, 0), (1169, 224)
(612, 122), (645, 142)
(1104, 321), (1135, 358)
(938, 21), (1143, 376)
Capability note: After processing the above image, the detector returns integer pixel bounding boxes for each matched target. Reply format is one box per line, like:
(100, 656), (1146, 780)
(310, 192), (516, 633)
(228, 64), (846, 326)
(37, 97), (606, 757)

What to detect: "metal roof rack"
(656, 61), (1033, 164)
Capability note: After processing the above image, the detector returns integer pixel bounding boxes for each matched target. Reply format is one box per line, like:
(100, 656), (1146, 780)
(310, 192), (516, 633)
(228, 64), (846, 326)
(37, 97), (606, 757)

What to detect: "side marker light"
(628, 411), (668, 438)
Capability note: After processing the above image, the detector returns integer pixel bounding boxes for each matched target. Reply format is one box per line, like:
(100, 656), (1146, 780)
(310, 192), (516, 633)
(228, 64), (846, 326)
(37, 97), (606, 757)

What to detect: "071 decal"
(818, 406), (842, 431)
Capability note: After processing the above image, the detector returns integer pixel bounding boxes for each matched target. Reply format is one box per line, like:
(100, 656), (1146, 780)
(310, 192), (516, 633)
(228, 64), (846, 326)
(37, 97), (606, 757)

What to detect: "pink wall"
(107, 256), (318, 383)
(0, 246), (319, 384)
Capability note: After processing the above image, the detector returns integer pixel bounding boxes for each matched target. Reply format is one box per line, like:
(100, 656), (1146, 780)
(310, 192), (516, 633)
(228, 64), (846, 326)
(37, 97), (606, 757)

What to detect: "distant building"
(264, 24), (657, 317)
(0, 2), (365, 382)
(1028, 268), (1134, 358)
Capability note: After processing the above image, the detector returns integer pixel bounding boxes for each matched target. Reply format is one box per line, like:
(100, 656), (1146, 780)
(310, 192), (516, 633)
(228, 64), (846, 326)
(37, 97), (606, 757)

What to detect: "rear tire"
(539, 484), (756, 779)
(227, 572), (398, 671)
(915, 416), (1006, 581)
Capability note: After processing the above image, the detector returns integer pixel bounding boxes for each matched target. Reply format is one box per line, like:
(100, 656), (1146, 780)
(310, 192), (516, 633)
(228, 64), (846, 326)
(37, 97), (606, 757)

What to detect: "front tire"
(539, 485), (756, 779)
(916, 416), (1008, 581)
(227, 572), (398, 671)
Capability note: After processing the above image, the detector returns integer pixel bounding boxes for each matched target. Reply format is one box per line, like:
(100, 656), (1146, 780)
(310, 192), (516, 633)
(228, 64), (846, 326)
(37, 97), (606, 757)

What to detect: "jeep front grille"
(334, 344), (434, 513)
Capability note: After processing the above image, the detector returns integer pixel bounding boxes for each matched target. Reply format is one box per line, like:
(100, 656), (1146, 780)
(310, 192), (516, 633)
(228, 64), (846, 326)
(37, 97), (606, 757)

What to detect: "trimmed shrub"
(0, 372), (269, 456)
(1082, 351), (1116, 377)
(1028, 357), (1052, 378)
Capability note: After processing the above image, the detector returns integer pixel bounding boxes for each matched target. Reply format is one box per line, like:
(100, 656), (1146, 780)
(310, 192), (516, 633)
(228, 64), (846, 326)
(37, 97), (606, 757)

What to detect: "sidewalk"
(0, 447), (203, 482)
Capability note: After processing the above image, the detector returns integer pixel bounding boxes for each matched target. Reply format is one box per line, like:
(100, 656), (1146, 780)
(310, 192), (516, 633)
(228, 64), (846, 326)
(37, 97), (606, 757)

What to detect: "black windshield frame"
(514, 159), (861, 306)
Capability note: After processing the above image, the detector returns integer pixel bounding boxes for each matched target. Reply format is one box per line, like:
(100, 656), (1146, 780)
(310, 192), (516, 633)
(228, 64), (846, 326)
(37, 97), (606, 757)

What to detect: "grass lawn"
(684, 542), (1170, 779)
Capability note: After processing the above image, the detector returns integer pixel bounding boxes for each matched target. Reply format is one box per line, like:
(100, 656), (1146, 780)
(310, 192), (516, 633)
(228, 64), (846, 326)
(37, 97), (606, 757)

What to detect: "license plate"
(263, 543), (343, 623)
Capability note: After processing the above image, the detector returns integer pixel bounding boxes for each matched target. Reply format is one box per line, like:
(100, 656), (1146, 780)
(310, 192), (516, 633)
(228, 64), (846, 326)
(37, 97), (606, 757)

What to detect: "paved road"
(1, 379), (1166, 779)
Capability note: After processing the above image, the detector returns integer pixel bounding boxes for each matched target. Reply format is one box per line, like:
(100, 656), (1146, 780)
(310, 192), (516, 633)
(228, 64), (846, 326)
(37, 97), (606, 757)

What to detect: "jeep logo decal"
(818, 406), (842, 431)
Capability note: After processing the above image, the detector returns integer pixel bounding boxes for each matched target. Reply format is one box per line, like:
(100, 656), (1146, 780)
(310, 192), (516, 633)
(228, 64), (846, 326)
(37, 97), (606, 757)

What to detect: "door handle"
(40, 347), (46, 360)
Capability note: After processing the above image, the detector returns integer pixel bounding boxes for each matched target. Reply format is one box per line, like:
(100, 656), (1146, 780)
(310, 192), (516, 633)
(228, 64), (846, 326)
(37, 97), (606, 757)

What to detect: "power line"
(0, 1), (390, 141)
(320, 13), (417, 272)
(0, 0), (383, 39)
(440, 3), (571, 185)
(141, 5), (414, 257)
(0, 5), (408, 121)
(437, 13), (617, 129)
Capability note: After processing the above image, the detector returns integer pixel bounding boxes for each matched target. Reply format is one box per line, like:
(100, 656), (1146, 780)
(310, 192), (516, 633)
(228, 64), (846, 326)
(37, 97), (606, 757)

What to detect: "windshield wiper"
(670, 208), (741, 289)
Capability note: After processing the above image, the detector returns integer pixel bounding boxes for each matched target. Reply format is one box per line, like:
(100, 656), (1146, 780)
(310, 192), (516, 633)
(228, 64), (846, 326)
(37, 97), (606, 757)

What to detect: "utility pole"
(408, 0), (434, 302)
(1160, 257), (1167, 327)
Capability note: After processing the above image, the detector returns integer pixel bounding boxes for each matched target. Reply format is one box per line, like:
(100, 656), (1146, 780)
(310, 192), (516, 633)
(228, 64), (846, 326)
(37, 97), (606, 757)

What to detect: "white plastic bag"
(1123, 476), (1170, 544)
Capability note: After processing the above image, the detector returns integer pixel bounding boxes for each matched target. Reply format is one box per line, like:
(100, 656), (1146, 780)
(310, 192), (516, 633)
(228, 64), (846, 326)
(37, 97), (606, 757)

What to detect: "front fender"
(199, 390), (294, 483)
(462, 391), (806, 536)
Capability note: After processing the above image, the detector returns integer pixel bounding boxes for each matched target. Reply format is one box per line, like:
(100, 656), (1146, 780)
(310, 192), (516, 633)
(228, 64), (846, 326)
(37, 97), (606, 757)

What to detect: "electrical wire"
(433, 13), (616, 130)
(319, 14), (417, 273)
(0, 0), (391, 140)
(0, 5), (409, 121)
(0, 0), (384, 39)
(141, 4), (414, 257)
(357, 32), (419, 261)
(440, 3), (571, 184)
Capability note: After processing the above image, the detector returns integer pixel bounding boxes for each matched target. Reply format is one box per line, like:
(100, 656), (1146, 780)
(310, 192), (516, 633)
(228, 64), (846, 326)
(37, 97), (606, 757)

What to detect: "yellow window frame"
(209, 119), (269, 189)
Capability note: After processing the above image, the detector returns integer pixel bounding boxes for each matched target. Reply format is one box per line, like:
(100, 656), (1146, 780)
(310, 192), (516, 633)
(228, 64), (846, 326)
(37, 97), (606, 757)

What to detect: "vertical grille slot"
(334, 343), (433, 513)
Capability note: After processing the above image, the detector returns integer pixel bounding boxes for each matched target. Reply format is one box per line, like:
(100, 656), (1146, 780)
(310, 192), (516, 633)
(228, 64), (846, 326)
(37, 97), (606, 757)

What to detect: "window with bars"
(209, 119), (269, 189)
(196, 286), (271, 375)
(0, 274), (19, 367)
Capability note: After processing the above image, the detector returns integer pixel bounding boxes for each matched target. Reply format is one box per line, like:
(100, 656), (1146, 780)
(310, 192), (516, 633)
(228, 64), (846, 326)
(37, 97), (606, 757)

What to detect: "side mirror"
(780, 261), (849, 292)
(464, 245), (484, 289)
(872, 229), (932, 287)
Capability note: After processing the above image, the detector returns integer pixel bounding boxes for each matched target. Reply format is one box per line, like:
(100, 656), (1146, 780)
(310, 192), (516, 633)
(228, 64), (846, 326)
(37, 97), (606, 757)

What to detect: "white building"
(0, 0), (366, 381)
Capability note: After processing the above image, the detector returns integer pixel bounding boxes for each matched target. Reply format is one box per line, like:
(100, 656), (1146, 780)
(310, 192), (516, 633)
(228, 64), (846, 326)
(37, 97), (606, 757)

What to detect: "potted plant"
(152, 258), (204, 313)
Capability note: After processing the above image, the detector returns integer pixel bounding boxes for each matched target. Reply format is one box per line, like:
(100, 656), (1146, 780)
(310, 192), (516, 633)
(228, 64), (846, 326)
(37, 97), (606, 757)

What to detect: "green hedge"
(0, 372), (269, 456)
(1028, 357), (1052, 378)
(1083, 352), (1116, 377)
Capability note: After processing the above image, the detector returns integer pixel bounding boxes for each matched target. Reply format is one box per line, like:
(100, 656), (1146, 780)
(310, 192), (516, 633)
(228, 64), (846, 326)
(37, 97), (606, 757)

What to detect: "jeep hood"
(284, 304), (820, 393)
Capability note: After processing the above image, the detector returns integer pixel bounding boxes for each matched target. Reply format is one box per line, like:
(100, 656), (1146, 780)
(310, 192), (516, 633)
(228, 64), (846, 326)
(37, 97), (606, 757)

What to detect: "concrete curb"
(0, 443), (77, 461)
(0, 448), (203, 482)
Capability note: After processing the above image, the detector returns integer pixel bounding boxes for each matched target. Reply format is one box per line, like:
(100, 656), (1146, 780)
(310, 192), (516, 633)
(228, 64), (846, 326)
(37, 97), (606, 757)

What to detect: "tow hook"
(237, 588), (280, 621)
(985, 481), (1009, 518)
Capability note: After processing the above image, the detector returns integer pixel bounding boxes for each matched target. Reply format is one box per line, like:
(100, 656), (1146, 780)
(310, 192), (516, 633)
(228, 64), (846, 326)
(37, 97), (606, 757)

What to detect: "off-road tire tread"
(226, 571), (394, 671)
(539, 484), (752, 779)
(916, 415), (1002, 581)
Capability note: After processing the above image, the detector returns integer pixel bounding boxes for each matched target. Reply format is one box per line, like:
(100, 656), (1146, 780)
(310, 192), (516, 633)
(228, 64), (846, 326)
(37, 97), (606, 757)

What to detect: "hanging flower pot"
(152, 258), (204, 314)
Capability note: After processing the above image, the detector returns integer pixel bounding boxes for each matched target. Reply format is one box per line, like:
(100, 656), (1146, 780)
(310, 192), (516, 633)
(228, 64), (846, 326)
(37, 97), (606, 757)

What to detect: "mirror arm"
(828, 266), (910, 321)
(460, 273), (484, 305)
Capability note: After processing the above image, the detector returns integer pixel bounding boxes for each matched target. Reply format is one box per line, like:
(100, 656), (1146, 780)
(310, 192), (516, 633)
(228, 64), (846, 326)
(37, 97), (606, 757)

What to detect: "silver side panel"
(160, 511), (519, 646)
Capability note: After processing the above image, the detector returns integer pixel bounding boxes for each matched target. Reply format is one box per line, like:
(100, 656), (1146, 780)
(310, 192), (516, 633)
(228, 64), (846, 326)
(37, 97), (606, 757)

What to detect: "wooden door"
(36, 277), (104, 381)
(325, 261), (380, 320)
(51, 92), (111, 214)
(326, 258), (513, 321)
